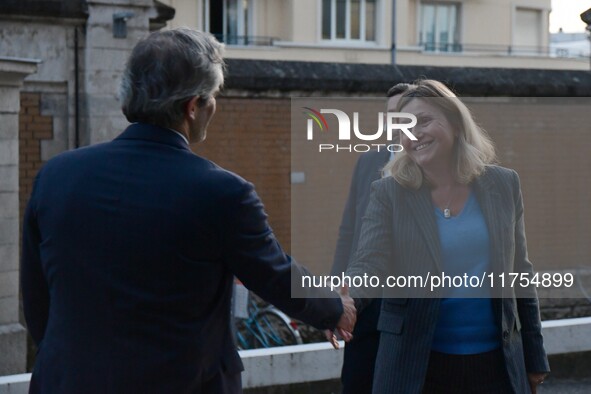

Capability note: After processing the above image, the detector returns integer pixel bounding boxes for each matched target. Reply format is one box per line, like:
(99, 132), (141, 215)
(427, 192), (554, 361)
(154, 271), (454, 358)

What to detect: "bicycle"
(232, 282), (303, 350)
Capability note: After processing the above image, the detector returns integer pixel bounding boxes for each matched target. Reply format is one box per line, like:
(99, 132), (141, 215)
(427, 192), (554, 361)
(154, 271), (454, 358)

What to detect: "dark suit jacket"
(331, 151), (389, 334)
(332, 150), (390, 279)
(347, 165), (550, 394)
(21, 123), (343, 394)
(331, 150), (389, 393)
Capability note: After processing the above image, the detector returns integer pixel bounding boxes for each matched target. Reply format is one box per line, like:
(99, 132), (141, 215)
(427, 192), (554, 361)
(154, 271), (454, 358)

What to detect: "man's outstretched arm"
(220, 178), (355, 332)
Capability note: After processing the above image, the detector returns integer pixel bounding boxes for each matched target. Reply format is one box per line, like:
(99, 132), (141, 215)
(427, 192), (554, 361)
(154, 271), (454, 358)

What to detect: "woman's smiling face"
(400, 99), (457, 171)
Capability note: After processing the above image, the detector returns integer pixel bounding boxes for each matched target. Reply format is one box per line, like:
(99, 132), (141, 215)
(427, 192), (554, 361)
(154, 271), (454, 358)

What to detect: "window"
(514, 8), (542, 54)
(419, 2), (460, 52)
(322, 0), (377, 42)
(203, 0), (254, 45)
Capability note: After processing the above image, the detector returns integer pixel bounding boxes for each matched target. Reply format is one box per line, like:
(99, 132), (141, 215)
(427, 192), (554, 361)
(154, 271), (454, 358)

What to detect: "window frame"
(320, 0), (380, 43)
(201, 0), (256, 46)
(511, 6), (545, 54)
(418, 1), (462, 53)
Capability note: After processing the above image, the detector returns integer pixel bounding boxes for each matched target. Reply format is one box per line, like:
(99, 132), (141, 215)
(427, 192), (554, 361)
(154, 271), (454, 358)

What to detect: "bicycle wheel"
(252, 307), (303, 348)
(235, 317), (258, 350)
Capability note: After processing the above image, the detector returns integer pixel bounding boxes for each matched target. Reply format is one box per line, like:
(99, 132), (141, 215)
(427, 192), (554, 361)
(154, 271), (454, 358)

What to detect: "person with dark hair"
(330, 83), (415, 393)
(347, 79), (549, 393)
(21, 28), (355, 394)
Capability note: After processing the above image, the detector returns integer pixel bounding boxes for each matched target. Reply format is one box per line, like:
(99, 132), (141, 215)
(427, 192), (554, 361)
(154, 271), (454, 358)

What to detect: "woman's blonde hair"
(383, 79), (496, 189)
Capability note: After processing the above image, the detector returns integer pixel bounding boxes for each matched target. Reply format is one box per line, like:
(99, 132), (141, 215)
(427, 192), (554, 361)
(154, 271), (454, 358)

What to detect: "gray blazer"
(347, 165), (549, 394)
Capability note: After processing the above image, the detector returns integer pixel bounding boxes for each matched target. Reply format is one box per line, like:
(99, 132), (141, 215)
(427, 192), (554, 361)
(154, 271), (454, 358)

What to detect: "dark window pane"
(421, 4), (435, 49)
(322, 0), (332, 39)
(351, 0), (360, 39)
(437, 5), (449, 51)
(336, 0), (346, 39)
(243, 0), (249, 44)
(227, 0), (238, 44)
(209, 0), (224, 37)
(420, 3), (460, 51)
(366, 0), (376, 41)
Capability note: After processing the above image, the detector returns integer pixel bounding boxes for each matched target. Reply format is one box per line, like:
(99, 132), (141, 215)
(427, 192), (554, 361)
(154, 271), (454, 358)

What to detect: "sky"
(550, 0), (591, 33)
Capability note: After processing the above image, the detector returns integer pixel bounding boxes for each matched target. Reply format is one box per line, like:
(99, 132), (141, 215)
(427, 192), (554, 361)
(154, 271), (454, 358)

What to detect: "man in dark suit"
(21, 28), (355, 394)
(331, 83), (414, 394)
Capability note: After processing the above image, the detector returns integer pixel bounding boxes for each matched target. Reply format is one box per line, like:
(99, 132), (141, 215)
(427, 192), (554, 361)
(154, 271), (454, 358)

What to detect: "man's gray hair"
(119, 28), (225, 129)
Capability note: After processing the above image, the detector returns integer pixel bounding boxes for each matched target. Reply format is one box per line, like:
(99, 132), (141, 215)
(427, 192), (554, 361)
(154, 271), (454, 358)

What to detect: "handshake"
(325, 285), (357, 349)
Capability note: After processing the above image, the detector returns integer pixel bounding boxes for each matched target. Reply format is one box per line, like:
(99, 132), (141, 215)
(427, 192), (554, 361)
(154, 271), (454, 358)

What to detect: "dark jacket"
(331, 150), (390, 394)
(21, 123), (342, 394)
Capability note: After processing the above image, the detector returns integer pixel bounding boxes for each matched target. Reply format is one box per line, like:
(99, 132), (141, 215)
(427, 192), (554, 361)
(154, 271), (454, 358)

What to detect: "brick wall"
(16, 94), (591, 283)
(167, 96), (591, 278)
(471, 99), (591, 273)
(19, 93), (53, 225)
(18, 92), (54, 371)
(17, 96), (293, 253)
(195, 97), (293, 252)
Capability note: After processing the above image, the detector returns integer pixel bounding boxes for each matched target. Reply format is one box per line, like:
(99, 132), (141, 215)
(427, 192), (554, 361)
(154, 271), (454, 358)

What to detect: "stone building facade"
(0, 57), (38, 376)
(0, 0), (174, 374)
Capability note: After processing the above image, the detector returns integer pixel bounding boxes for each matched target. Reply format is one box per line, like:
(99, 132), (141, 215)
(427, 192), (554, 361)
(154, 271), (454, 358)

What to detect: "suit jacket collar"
(405, 182), (442, 272)
(473, 170), (506, 305)
(403, 167), (502, 275)
(115, 123), (191, 151)
(472, 168), (504, 276)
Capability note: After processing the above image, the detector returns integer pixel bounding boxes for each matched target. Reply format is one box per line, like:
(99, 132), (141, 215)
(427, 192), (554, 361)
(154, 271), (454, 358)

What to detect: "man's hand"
(325, 285), (356, 349)
(527, 372), (547, 394)
(337, 284), (356, 333)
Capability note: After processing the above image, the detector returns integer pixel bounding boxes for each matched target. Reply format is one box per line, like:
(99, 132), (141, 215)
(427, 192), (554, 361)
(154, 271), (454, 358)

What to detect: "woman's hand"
(324, 328), (353, 349)
(325, 285), (355, 349)
(527, 372), (547, 393)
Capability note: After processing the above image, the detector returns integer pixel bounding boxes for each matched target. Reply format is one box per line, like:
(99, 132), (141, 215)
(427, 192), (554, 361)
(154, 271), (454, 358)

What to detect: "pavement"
(538, 378), (591, 393)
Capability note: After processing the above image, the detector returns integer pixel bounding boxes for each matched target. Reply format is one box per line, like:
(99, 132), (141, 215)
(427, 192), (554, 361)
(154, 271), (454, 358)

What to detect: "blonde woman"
(347, 80), (549, 393)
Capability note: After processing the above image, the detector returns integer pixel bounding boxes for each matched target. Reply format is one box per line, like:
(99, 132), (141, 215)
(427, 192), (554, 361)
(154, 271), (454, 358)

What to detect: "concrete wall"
(0, 1), (167, 148)
(162, 0), (199, 31)
(223, 44), (588, 69)
(0, 57), (38, 375)
(395, 49), (587, 69)
(0, 20), (77, 158)
(83, 0), (159, 144)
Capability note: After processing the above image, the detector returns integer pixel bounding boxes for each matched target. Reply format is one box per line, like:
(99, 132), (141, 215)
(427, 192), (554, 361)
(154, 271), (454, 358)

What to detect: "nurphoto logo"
(303, 107), (418, 153)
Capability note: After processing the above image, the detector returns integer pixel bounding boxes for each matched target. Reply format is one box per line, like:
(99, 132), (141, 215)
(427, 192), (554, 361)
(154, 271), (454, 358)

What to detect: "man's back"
(22, 123), (339, 393)
(22, 29), (354, 394)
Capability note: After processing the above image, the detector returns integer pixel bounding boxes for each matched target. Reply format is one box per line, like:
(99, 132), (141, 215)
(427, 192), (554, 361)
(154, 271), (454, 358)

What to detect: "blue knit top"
(431, 192), (501, 354)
